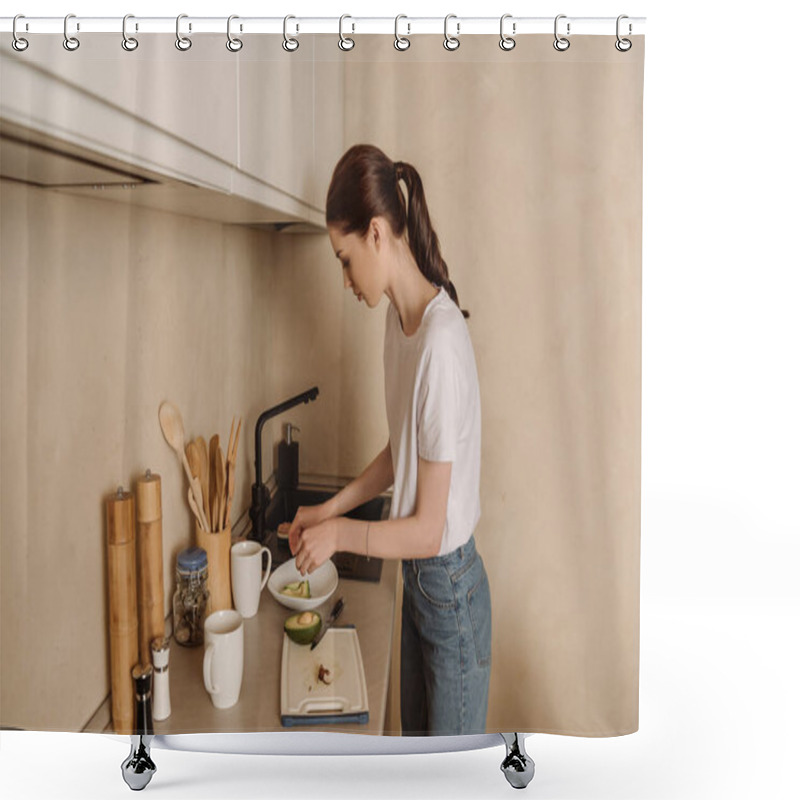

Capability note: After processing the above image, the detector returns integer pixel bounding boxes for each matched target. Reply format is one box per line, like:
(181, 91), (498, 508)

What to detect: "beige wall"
(0, 181), (277, 730)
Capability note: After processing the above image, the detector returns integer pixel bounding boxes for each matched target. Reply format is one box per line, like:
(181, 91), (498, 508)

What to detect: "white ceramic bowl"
(266, 558), (338, 611)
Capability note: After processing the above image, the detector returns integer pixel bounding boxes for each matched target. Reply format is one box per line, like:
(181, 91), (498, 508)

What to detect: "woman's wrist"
(321, 495), (339, 521)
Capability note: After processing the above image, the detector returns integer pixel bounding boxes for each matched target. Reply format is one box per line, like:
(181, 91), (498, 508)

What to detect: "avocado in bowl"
(267, 557), (338, 611)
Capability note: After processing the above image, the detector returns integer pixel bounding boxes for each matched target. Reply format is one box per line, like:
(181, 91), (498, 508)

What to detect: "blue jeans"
(400, 535), (492, 736)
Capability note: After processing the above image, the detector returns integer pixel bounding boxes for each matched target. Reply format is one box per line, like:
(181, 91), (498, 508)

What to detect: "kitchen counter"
(154, 479), (398, 736)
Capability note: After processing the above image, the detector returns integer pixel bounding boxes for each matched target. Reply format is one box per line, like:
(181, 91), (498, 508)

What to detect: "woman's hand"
(294, 518), (339, 576)
(288, 504), (330, 556)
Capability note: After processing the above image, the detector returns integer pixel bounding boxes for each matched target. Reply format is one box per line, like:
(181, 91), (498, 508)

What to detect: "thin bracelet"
(365, 522), (371, 561)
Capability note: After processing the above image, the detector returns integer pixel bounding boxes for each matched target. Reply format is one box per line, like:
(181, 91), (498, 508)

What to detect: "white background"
(2, 1), (798, 798)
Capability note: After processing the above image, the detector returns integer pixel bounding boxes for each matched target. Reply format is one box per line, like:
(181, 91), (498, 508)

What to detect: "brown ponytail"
(326, 144), (469, 318)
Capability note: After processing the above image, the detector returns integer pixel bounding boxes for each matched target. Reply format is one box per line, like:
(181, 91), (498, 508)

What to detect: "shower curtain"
(0, 23), (644, 738)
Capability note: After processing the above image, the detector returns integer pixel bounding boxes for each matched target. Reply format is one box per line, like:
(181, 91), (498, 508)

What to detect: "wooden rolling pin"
(135, 470), (165, 668)
(106, 487), (138, 735)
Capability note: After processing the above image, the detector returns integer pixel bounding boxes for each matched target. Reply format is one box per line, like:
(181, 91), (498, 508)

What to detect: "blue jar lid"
(177, 546), (208, 573)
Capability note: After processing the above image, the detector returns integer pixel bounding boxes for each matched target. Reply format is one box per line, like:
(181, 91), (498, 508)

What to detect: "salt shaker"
(150, 636), (171, 721)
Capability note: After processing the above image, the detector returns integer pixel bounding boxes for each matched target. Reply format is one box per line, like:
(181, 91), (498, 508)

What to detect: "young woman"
(287, 143), (491, 736)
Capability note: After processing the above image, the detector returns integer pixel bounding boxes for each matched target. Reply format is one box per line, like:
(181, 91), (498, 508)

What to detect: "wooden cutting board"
(280, 626), (369, 727)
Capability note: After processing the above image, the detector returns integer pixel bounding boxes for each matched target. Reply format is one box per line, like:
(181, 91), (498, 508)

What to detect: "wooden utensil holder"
(195, 521), (232, 614)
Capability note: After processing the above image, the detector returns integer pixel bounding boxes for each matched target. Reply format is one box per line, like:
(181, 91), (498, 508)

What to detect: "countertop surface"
(154, 550), (399, 736)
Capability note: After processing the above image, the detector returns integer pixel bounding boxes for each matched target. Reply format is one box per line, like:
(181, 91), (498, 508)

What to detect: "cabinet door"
(237, 35), (316, 210)
(311, 37), (345, 213)
(1, 34), (238, 178)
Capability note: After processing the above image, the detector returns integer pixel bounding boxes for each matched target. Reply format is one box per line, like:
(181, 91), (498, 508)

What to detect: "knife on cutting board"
(310, 597), (345, 650)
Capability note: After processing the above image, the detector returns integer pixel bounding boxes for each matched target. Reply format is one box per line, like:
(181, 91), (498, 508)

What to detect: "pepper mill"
(150, 637), (171, 721)
(121, 663), (157, 790)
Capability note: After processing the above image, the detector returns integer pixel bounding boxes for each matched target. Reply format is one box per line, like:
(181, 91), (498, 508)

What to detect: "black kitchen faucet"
(249, 386), (319, 543)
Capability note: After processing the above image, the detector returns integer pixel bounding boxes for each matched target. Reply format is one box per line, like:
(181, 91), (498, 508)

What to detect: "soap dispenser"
(277, 423), (300, 490)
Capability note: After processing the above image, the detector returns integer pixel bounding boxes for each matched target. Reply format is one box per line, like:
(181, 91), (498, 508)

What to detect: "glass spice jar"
(172, 546), (209, 647)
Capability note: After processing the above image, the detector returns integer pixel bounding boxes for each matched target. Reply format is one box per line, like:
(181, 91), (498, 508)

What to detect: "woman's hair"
(326, 144), (469, 318)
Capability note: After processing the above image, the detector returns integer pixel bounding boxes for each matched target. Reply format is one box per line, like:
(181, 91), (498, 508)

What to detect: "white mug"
(231, 540), (272, 619)
(203, 609), (244, 709)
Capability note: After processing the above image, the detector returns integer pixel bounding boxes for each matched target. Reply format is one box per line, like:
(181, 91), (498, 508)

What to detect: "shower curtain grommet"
(175, 14), (192, 51)
(121, 15), (138, 52)
(282, 15), (299, 52)
(499, 14), (516, 51)
(443, 14), (460, 51)
(394, 15), (411, 51)
(226, 15), (243, 52)
(615, 15), (633, 51)
(11, 14), (29, 52)
(553, 14), (571, 51)
(63, 14), (79, 52)
(339, 15), (355, 51)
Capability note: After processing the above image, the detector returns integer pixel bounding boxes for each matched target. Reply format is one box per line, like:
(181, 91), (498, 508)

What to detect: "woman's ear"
(368, 216), (386, 251)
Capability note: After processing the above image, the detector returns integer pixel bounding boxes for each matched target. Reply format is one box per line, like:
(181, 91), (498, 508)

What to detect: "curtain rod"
(1, 16), (647, 37)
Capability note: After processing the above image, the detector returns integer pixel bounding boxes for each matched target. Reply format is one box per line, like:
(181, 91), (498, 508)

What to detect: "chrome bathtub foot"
(121, 664), (157, 790)
(122, 734), (156, 791)
(500, 733), (535, 789)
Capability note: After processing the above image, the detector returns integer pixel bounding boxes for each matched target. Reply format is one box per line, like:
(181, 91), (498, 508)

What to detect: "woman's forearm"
(323, 441), (394, 519)
(336, 513), (441, 561)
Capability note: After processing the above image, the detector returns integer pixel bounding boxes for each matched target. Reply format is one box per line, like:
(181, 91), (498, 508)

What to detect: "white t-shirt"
(384, 286), (481, 556)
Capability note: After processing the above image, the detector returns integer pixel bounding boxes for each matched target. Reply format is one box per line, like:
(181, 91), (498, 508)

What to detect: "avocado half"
(284, 610), (322, 645)
(280, 579), (311, 599)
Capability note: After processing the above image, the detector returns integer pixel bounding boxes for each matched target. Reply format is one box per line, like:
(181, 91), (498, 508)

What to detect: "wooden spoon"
(185, 440), (201, 484)
(158, 401), (209, 531)
(196, 436), (210, 527)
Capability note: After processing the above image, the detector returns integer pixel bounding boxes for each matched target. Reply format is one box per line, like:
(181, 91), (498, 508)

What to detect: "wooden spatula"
(208, 434), (220, 531)
(196, 436), (210, 528)
(215, 447), (226, 532)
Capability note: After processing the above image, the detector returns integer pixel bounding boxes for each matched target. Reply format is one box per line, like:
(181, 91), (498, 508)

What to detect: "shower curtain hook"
(553, 14), (570, 51)
(226, 14), (243, 52)
(122, 15), (139, 51)
(63, 13), (80, 51)
(443, 14), (460, 51)
(283, 15), (299, 51)
(394, 15), (411, 51)
(12, 15), (29, 52)
(499, 14), (516, 51)
(615, 15), (632, 52)
(175, 14), (192, 51)
(339, 14), (355, 51)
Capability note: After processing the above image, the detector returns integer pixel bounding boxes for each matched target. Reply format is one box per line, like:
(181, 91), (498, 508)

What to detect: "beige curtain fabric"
(0, 32), (643, 737)
(334, 34), (644, 736)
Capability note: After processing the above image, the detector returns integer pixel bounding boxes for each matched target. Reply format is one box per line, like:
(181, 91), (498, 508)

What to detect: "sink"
(253, 486), (390, 582)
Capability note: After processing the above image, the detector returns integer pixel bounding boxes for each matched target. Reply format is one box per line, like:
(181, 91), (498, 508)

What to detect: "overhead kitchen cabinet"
(0, 33), (342, 229)
(236, 34), (344, 225)
(310, 37), (346, 213)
